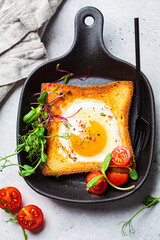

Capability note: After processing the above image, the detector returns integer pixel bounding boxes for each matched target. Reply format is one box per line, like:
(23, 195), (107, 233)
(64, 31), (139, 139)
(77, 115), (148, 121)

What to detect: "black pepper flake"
(97, 134), (100, 136)
(100, 113), (106, 117)
(72, 157), (77, 162)
(80, 124), (86, 129)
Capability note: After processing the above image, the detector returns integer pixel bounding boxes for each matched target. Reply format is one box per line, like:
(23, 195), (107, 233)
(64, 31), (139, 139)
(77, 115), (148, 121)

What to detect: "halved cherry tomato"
(107, 172), (129, 186)
(0, 187), (22, 211)
(110, 146), (131, 167)
(86, 172), (108, 195)
(17, 205), (43, 230)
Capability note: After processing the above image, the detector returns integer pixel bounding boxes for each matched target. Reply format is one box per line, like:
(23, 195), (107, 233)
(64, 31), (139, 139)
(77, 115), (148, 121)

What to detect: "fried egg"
(58, 99), (121, 162)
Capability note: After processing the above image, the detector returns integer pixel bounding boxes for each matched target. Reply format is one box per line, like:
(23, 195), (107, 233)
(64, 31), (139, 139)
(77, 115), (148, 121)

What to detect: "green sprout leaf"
(25, 145), (30, 152)
(19, 165), (35, 177)
(56, 63), (60, 71)
(87, 175), (103, 188)
(6, 217), (17, 223)
(120, 196), (160, 236)
(41, 152), (47, 163)
(15, 143), (25, 152)
(101, 153), (112, 174)
(143, 195), (157, 206)
(130, 155), (133, 164)
(19, 170), (34, 177)
(63, 73), (73, 83)
(53, 85), (59, 92)
(27, 136), (34, 145)
(129, 169), (138, 180)
(4, 207), (11, 213)
(37, 91), (48, 105)
(23, 106), (42, 123)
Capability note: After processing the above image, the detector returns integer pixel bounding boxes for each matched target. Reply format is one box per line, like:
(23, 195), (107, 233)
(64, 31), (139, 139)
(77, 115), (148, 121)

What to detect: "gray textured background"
(1, 0), (160, 239)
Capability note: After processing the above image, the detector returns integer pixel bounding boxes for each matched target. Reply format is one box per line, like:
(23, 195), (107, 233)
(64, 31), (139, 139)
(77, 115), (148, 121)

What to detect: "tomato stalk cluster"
(0, 187), (43, 240)
(86, 148), (138, 195)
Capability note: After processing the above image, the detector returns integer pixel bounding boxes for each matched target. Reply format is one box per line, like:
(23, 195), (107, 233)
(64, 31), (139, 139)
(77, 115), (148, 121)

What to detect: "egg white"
(58, 99), (121, 162)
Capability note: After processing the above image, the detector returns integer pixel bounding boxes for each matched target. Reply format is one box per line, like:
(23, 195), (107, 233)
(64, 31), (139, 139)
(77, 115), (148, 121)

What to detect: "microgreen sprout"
(0, 64), (89, 177)
(56, 63), (91, 81)
(0, 90), (71, 177)
(120, 195), (160, 236)
(42, 64), (90, 90)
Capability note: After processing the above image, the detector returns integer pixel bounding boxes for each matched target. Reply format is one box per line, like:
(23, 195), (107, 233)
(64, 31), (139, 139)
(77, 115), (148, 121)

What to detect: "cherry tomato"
(86, 172), (108, 195)
(107, 172), (129, 186)
(0, 187), (22, 211)
(17, 205), (43, 230)
(110, 146), (131, 167)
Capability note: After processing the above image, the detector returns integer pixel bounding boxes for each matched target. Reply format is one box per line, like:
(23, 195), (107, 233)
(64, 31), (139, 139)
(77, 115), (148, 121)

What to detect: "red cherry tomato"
(110, 146), (131, 167)
(107, 172), (129, 186)
(0, 187), (22, 211)
(86, 172), (108, 195)
(17, 205), (43, 230)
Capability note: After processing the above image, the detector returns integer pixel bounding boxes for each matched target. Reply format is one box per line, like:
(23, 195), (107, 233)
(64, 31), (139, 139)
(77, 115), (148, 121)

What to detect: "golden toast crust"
(41, 81), (135, 176)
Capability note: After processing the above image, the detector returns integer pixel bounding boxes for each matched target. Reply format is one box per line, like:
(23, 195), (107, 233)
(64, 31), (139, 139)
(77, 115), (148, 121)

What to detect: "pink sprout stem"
(59, 86), (64, 94)
(42, 66), (90, 90)
(57, 66), (90, 81)
(48, 94), (64, 104)
(30, 102), (39, 105)
(49, 83), (55, 92)
(42, 82), (52, 90)
(63, 119), (70, 128)
(33, 92), (41, 96)
(66, 107), (82, 119)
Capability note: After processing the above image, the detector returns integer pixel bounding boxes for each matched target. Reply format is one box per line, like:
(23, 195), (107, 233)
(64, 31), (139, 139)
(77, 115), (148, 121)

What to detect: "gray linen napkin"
(0, 0), (63, 102)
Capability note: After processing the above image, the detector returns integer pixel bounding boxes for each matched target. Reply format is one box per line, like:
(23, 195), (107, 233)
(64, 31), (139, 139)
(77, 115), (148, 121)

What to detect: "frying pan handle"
(70, 7), (110, 61)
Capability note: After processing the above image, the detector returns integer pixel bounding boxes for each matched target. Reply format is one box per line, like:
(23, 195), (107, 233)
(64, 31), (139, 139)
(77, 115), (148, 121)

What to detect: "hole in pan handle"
(69, 6), (111, 61)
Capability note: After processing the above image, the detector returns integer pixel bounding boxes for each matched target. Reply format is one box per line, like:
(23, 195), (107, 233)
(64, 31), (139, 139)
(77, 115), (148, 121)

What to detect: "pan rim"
(16, 57), (155, 203)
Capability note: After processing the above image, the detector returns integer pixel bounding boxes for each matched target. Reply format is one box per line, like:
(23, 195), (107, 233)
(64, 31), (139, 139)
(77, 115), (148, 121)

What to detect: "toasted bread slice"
(41, 81), (135, 176)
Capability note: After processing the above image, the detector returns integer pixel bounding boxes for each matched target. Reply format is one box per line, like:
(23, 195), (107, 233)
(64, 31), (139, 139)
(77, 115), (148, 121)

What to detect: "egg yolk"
(70, 120), (107, 157)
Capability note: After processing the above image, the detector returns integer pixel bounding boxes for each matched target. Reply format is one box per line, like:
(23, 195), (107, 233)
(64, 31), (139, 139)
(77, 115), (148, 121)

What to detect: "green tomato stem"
(103, 174), (135, 191)
(21, 226), (27, 240)
(9, 211), (16, 219)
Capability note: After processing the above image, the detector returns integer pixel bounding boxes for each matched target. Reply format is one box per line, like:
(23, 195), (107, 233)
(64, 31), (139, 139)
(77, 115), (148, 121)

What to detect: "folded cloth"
(0, 0), (63, 102)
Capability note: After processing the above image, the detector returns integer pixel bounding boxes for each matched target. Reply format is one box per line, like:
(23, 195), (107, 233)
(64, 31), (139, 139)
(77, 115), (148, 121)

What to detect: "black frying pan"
(17, 6), (155, 203)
